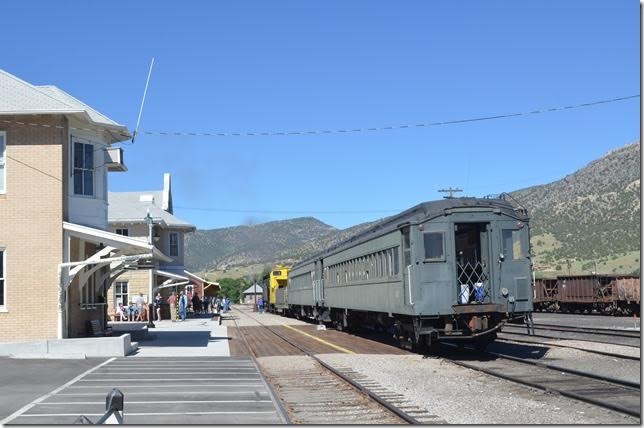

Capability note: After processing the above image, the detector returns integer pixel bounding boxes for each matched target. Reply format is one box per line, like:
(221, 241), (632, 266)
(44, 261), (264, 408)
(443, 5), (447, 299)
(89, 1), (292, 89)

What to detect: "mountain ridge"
(185, 141), (640, 278)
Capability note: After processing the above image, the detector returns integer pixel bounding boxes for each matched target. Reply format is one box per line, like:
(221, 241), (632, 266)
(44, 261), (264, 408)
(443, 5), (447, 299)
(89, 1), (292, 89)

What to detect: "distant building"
(241, 284), (263, 304)
(107, 174), (216, 315)
(0, 68), (171, 339)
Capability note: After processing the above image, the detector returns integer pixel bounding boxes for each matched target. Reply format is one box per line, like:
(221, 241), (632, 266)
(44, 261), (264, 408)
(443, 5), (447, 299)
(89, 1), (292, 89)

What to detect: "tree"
(217, 277), (249, 303)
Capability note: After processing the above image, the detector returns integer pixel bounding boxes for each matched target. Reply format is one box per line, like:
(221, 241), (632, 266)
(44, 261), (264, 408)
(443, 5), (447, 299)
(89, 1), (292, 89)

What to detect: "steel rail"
(230, 307), (421, 425)
(229, 314), (292, 425)
(440, 344), (640, 419)
(527, 323), (641, 338)
(495, 336), (640, 361)
(485, 350), (641, 389)
(501, 327), (640, 348)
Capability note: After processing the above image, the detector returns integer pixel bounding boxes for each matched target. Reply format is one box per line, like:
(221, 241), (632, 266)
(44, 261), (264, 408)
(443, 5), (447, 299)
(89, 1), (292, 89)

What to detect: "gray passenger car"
(287, 195), (533, 349)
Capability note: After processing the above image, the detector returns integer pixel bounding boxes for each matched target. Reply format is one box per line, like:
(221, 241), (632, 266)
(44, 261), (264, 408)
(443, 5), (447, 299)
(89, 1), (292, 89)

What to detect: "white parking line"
(56, 391), (270, 396)
(78, 377), (261, 381)
(39, 400), (273, 405)
(67, 383), (264, 388)
(0, 358), (116, 425)
(87, 369), (255, 375)
(15, 411), (278, 417)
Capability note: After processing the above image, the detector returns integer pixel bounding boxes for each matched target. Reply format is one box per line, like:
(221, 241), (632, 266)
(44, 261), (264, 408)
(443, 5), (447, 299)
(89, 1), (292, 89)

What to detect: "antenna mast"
(438, 187), (463, 199)
(132, 57), (155, 144)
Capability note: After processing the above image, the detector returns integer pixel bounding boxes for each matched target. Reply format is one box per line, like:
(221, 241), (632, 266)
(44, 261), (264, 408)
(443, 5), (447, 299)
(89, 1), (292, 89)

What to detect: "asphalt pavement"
(4, 356), (286, 425)
(0, 357), (108, 423)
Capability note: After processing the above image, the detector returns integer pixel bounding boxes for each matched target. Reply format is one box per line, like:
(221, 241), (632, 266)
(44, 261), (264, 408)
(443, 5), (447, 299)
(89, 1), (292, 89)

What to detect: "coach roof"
(293, 196), (528, 269)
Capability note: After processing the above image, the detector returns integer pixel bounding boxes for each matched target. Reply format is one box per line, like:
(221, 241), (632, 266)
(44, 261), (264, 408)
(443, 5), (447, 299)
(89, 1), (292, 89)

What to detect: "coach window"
(402, 228), (411, 267)
(393, 247), (400, 274)
(423, 232), (445, 261)
(502, 229), (523, 260)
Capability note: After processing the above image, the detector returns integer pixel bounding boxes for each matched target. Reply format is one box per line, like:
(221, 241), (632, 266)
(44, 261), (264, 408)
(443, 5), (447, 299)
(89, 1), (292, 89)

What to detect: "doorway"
(455, 222), (490, 304)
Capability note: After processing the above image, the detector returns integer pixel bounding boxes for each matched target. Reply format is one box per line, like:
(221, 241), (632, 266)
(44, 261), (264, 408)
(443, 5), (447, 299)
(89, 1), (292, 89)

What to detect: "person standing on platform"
(179, 290), (188, 321)
(154, 292), (164, 322)
(192, 292), (201, 316)
(167, 291), (178, 322)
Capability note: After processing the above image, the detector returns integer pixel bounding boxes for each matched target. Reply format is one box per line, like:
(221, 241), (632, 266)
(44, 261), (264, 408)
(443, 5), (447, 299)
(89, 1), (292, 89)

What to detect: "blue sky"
(2, 1), (639, 229)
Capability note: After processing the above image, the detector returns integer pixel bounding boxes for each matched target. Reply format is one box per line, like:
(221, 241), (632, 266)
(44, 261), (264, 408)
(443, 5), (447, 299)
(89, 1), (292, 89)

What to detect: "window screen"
(423, 232), (444, 260)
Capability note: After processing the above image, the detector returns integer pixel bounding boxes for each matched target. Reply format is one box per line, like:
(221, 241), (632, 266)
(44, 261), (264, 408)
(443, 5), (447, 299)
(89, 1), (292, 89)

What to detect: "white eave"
(156, 269), (190, 282)
(63, 221), (172, 263)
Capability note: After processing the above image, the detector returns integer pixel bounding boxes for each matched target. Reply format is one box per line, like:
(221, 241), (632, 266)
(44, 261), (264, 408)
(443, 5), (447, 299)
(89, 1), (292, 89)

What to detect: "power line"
(0, 94), (639, 140)
(139, 94), (639, 138)
(174, 206), (401, 214)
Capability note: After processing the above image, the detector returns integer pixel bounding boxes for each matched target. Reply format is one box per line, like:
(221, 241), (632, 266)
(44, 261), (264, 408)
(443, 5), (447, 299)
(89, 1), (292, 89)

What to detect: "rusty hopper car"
(532, 274), (640, 315)
(533, 278), (559, 311)
(286, 196), (533, 350)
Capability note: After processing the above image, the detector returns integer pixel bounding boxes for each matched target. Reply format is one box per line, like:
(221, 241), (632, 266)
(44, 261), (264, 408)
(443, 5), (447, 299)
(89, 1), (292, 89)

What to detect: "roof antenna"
(131, 57), (155, 144)
(438, 187), (463, 199)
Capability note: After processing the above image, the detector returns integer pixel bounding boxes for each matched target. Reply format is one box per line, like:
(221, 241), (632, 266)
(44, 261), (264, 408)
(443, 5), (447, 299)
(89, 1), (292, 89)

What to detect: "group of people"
(115, 292), (148, 321)
(115, 290), (233, 322)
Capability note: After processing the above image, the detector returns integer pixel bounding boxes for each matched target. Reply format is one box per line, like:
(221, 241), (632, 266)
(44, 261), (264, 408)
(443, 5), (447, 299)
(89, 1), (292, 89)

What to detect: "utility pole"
(145, 209), (155, 328)
(438, 187), (463, 199)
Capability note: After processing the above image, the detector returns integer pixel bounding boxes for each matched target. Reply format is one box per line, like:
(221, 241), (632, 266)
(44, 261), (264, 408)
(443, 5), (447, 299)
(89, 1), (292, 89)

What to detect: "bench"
(87, 319), (113, 337)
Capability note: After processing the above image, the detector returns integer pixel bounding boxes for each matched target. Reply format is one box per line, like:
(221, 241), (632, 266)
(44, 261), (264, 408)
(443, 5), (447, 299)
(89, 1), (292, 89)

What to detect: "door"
(402, 227), (413, 306)
(495, 220), (530, 304)
(313, 260), (324, 306)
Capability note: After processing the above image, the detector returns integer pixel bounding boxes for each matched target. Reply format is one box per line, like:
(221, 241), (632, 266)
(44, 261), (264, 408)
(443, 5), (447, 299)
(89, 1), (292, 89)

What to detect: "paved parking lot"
(4, 356), (286, 425)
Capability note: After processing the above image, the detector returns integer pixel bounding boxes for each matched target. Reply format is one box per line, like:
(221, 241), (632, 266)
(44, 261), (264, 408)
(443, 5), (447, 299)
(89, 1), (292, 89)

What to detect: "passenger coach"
(286, 195), (533, 350)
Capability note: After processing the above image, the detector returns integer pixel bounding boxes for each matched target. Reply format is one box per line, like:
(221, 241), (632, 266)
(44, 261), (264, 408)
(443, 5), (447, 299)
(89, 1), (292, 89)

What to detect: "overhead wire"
(0, 94), (639, 140)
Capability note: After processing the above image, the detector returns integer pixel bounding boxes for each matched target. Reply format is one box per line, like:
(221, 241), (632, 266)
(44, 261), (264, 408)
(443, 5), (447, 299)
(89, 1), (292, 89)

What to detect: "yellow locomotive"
(264, 265), (290, 313)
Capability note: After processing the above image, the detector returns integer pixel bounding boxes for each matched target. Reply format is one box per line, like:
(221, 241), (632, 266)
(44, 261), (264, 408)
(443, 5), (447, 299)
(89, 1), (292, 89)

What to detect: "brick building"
(107, 174), (215, 316)
(0, 69), (170, 340)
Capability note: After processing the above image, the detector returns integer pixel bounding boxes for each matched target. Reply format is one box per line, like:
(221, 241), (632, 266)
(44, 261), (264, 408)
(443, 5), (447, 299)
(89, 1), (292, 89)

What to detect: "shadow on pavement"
(139, 331), (228, 347)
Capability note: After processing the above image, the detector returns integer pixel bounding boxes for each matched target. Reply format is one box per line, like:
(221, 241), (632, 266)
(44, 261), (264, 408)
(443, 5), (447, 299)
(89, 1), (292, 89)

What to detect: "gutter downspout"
(57, 253), (154, 339)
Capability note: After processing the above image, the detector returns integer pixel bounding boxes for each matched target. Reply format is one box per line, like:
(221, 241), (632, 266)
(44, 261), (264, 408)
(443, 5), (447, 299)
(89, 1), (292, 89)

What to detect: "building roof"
(108, 191), (195, 230)
(0, 68), (130, 141)
(242, 284), (263, 295)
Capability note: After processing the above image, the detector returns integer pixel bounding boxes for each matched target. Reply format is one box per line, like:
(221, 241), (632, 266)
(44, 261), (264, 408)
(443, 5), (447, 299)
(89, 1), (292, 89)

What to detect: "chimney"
(162, 173), (173, 213)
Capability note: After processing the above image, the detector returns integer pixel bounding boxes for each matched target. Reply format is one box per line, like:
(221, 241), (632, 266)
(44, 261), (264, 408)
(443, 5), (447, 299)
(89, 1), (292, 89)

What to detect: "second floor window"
(0, 249), (5, 307)
(169, 233), (179, 257)
(0, 131), (6, 193)
(73, 141), (94, 196)
(115, 228), (129, 236)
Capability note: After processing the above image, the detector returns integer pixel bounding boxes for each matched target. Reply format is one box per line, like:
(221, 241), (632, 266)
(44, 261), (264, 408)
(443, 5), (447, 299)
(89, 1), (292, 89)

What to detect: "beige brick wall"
(107, 269), (150, 313)
(0, 115), (66, 341)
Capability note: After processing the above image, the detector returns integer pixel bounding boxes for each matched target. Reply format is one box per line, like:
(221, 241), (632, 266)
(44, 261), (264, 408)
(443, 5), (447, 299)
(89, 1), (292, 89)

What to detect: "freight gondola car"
(286, 195), (533, 350)
(533, 274), (640, 315)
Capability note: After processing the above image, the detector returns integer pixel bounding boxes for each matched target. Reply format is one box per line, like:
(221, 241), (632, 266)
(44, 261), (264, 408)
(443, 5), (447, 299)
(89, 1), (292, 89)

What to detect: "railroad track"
(229, 308), (444, 424)
(495, 335), (640, 361)
(441, 345), (641, 420)
(501, 323), (640, 348)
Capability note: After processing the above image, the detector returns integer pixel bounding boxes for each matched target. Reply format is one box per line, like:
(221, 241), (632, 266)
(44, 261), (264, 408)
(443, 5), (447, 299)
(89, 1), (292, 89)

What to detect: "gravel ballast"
(318, 353), (639, 424)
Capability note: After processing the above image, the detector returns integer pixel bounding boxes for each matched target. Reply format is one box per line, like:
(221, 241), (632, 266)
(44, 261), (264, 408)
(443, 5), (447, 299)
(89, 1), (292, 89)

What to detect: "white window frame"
(80, 269), (97, 309)
(169, 232), (179, 257)
(0, 131), (6, 194)
(72, 139), (95, 197)
(114, 281), (129, 308)
(0, 248), (6, 311)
